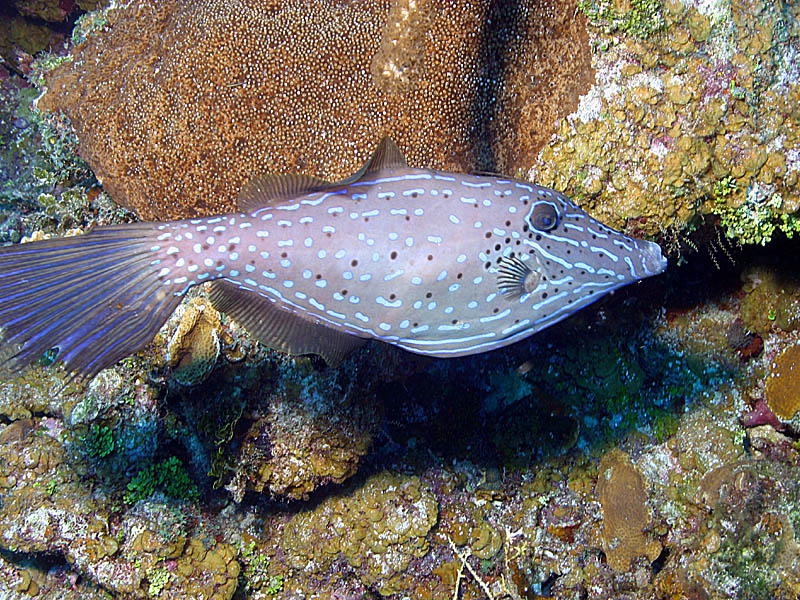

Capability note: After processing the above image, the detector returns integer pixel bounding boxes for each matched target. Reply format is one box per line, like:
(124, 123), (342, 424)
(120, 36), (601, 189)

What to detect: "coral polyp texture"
(529, 0), (800, 241)
(36, 0), (593, 219)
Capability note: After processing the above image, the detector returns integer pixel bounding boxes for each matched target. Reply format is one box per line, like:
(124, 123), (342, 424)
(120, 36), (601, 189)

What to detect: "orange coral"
(597, 448), (661, 572)
(765, 344), (800, 421)
(38, 0), (592, 219)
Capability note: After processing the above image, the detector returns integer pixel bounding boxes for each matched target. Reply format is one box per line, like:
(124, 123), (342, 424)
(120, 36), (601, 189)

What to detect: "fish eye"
(531, 203), (559, 232)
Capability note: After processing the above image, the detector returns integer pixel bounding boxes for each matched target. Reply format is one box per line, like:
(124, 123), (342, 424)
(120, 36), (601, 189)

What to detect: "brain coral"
(37, 0), (593, 219)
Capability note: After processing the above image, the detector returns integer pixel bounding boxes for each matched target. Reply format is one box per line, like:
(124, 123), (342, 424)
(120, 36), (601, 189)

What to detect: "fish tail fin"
(0, 223), (189, 381)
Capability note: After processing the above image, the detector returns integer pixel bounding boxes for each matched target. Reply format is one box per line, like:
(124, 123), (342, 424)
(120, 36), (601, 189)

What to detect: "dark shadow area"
(367, 231), (800, 473)
(467, 0), (525, 172)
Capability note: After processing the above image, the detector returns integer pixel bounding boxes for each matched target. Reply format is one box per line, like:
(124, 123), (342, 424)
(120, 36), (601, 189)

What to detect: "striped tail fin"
(0, 223), (188, 381)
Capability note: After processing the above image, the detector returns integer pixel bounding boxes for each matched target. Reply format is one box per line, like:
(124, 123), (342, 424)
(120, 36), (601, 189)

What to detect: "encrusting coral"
(281, 471), (438, 596)
(529, 0), (800, 242)
(36, 0), (593, 219)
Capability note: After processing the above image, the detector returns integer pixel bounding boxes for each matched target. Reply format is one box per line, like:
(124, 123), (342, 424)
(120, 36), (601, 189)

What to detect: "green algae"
(578, 0), (667, 39)
(713, 190), (800, 246)
(147, 567), (173, 597)
(80, 423), (116, 459)
(125, 456), (199, 505)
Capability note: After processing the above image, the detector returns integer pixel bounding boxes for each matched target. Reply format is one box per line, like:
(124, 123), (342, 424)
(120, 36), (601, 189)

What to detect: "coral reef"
(36, 0), (593, 219)
(765, 343), (800, 422)
(167, 297), (222, 386)
(596, 448), (661, 571)
(0, 417), (239, 599)
(739, 264), (800, 335)
(282, 471), (438, 596)
(4, 1), (800, 599)
(529, 0), (800, 241)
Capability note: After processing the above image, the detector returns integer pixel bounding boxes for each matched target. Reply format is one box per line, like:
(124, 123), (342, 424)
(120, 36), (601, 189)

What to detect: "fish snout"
(639, 239), (668, 276)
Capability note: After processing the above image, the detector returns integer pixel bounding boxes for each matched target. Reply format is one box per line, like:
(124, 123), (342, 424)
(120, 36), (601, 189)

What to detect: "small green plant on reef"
(71, 11), (108, 45)
(125, 456), (199, 504)
(577, 0), (666, 39)
(147, 567), (172, 597)
(265, 575), (284, 595)
(81, 424), (116, 458)
(713, 189), (799, 245)
(240, 540), (283, 594)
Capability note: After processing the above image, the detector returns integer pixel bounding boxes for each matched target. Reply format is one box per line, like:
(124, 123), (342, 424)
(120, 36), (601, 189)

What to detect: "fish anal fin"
(237, 174), (334, 213)
(208, 280), (366, 367)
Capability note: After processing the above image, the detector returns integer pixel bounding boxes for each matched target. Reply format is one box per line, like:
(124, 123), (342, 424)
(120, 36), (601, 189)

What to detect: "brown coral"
(765, 344), (800, 421)
(281, 471), (438, 596)
(596, 448), (661, 572)
(37, 0), (593, 219)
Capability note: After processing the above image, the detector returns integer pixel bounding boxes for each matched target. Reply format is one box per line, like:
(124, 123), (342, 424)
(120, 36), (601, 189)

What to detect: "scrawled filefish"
(0, 138), (666, 379)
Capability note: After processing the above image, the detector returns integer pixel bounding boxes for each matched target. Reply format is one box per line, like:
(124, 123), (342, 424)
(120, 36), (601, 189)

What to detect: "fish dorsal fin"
(362, 136), (408, 173)
(238, 174), (334, 212)
(237, 138), (407, 212)
(335, 137), (409, 185)
(208, 279), (367, 367)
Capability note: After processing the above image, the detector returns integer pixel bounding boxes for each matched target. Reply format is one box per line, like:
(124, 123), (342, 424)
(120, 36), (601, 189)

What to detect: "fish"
(0, 138), (667, 380)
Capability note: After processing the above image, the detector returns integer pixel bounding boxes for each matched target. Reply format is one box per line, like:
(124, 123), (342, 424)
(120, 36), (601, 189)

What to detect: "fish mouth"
(639, 240), (668, 276)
